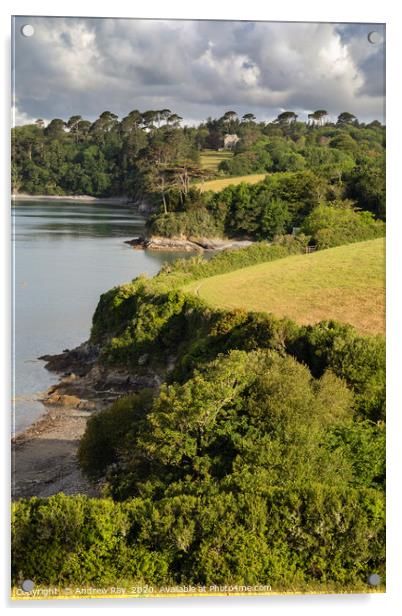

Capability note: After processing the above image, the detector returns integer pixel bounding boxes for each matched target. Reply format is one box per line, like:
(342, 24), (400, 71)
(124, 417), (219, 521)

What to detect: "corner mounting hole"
(21, 579), (35, 592)
(367, 31), (380, 45)
(368, 573), (381, 586)
(21, 24), (34, 38)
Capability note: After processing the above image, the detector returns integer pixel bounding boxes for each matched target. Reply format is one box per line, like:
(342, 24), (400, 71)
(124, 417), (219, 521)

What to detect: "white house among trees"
(223, 134), (240, 150)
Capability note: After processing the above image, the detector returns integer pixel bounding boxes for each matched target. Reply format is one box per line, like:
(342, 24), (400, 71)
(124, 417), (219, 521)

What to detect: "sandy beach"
(11, 340), (160, 501)
(12, 403), (99, 500)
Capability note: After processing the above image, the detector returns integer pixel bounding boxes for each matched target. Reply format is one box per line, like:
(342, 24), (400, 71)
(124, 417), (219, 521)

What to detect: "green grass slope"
(199, 149), (234, 172)
(184, 238), (385, 336)
(195, 173), (267, 192)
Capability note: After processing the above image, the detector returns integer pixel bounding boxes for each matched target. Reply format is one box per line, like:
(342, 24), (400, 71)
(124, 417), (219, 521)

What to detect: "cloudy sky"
(12, 17), (385, 126)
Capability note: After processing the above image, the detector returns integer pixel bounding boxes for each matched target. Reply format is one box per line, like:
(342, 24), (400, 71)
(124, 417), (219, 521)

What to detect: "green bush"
(301, 203), (385, 248)
(12, 486), (385, 588)
(148, 208), (223, 239)
(12, 495), (172, 586)
(288, 321), (386, 421)
(325, 420), (385, 489)
(89, 350), (356, 501)
(346, 158), (386, 220)
(78, 390), (154, 479)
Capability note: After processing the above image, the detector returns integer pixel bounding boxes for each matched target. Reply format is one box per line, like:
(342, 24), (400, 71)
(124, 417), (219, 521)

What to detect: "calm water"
(12, 200), (190, 434)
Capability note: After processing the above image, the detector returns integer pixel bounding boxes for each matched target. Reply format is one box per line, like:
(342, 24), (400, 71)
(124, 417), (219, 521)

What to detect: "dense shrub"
(148, 170), (328, 240)
(346, 158), (386, 220)
(301, 203), (385, 248)
(12, 486), (385, 588)
(148, 208), (223, 239)
(99, 350), (355, 499)
(218, 149), (272, 175)
(288, 321), (386, 421)
(12, 495), (173, 586)
(78, 390), (154, 479)
(324, 421), (385, 489)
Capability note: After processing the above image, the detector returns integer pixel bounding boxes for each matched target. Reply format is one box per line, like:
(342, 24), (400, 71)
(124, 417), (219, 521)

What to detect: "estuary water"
(12, 200), (189, 434)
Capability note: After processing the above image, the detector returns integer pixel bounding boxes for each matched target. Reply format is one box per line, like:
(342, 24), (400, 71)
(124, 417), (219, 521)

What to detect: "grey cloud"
(358, 46), (385, 97)
(336, 23), (385, 98)
(12, 16), (385, 125)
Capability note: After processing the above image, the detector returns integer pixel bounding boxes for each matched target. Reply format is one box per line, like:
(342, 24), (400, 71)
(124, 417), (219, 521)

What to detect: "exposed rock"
(41, 393), (96, 410)
(42, 393), (82, 407)
(124, 237), (145, 249)
(190, 237), (254, 251)
(125, 235), (254, 252)
(77, 399), (96, 411)
(145, 237), (203, 252)
(39, 341), (100, 375)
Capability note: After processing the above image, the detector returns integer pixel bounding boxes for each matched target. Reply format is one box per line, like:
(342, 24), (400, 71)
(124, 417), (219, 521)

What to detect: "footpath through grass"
(184, 238), (385, 336)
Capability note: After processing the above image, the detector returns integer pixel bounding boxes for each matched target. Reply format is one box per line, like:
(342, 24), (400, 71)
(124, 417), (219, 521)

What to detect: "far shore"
(12, 193), (131, 204)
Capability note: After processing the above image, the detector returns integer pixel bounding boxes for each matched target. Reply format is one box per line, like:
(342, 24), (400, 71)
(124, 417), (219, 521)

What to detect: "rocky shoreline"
(12, 342), (162, 501)
(12, 228), (253, 500)
(125, 235), (254, 252)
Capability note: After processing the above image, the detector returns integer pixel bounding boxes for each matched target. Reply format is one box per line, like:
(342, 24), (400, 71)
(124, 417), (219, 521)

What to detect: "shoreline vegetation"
(12, 237), (385, 501)
(13, 194), (255, 252)
(12, 236), (386, 588)
(12, 111), (385, 253)
(11, 233), (386, 588)
(12, 110), (386, 590)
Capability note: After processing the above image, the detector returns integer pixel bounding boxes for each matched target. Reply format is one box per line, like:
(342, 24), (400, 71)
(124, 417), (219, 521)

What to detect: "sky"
(12, 17), (385, 126)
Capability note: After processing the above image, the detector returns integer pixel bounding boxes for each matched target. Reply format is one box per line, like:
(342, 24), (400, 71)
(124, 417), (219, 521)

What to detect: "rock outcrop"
(125, 235), (254, 252)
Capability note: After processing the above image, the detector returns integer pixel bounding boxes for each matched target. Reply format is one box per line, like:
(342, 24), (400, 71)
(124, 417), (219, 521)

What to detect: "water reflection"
(12, 200), (195, 433)
(13, 201), (147, 239)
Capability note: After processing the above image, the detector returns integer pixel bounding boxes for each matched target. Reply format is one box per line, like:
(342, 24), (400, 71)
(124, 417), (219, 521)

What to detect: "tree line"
(12, 108), (384, 213)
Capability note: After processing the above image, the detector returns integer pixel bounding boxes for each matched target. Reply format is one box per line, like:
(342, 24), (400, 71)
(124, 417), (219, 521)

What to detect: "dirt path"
(12, 406), (99, 500)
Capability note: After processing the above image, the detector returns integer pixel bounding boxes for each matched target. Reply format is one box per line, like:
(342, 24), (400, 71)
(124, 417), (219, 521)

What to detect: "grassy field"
(195, 173), (267, 192)
(184, 239), (385, 336)
(199, 149), (233, 172)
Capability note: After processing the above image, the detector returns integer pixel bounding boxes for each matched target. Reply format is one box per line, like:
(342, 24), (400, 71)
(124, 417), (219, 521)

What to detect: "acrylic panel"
(11, 16), (386, 600)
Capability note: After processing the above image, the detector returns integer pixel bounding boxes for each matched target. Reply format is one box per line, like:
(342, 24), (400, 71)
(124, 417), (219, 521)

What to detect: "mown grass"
(195, 173), (267, 192)
(184, 238), (385, 336)
(199, 149), (233, 172)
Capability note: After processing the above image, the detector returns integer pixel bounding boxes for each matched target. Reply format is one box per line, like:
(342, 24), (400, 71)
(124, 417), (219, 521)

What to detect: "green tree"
(346, 159), (386, 220)
(44, 118), (66, 138)
(259, 197), (290, 239)
(242, 113), (256, 123)
(66, 115), (82, 142)
(337, 112), (357, 125)
(275, 111), (298, 124)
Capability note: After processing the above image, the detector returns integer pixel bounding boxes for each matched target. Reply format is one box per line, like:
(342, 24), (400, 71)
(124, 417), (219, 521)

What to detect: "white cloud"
(12, 17), (385, 125)
(11, 105), (46, 126)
